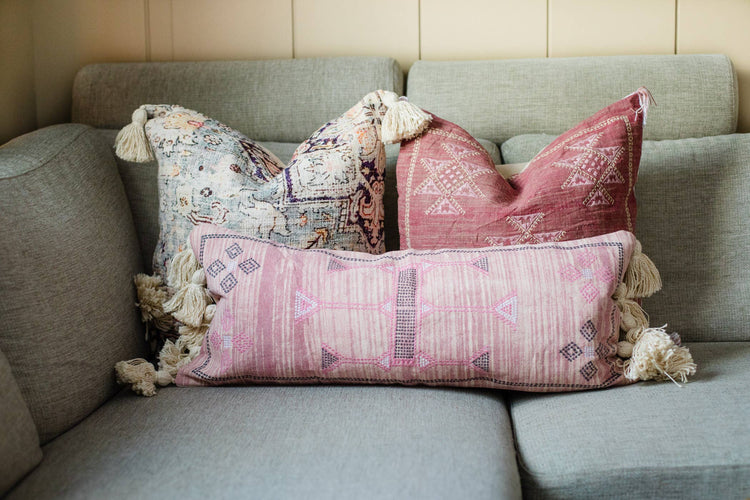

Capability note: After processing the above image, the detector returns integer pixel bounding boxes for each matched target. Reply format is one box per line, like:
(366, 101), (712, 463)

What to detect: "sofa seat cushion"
(7, 385), (521, 500)
(508, 342), (750, 499)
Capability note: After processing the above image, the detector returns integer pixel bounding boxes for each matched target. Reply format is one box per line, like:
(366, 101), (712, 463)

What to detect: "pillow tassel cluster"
(380, 94), (432, 144)
(613, 255), (697, 386)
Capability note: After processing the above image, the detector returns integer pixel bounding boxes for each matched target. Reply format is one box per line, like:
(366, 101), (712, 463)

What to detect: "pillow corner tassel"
(381, 93), (432, 145)
(619, 326), (697, 387)
(114, 358), (158, 397)
(115, 105), (154, 163)
(624, 239), (663, 299)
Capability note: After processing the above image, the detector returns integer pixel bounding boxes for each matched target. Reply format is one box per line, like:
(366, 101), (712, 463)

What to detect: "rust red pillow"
(397, 88), (651, 249)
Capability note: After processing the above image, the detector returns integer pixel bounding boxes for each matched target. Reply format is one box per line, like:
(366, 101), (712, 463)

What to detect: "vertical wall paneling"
(548, 0), (676, 57)
(31, 0), (147, 127)
(420, 0), (547, 61)
(678, 0), (750, 132)
(148, 0), (174, 61)
(171, 0), (293, 61)
(293, 0), (419, 70)
(0, 0), (36, 145)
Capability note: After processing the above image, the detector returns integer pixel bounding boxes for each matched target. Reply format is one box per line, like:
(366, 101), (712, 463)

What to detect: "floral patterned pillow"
(137, 90), (394, 280)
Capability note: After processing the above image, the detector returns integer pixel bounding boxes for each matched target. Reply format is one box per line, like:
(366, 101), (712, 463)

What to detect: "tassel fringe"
(133, 273), (173, 337)
(619, 326), (697, 386)
(115, 106), (154, 162)
(613, 283), (649, 331)
(167, 242), (202, 289)
(114, 358), (158, 397)
(163, 268), (212, 328)
(380, 93), (432, 144)
(624, 240), (662, 299)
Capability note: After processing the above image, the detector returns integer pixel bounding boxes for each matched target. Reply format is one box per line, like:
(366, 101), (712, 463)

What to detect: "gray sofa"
(1, 55), (748, 499)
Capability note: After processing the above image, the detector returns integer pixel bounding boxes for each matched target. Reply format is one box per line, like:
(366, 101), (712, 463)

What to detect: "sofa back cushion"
(72, 57), (404, 143)
(407, 55), (737, 144)
(0, 348), (42, 495)
(0, 124), (146, 443)
(502, 132), (750, 343)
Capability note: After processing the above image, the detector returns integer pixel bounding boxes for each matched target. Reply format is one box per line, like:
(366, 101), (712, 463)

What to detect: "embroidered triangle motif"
(442, 142), (477, 159)
(471, 256), (489, 273)
(294, 290), (319, 320)
(471, 352), (490, 372)
(327, 259), (347, 272)
(584, 188), (614, 207)
(493, 294), (518, 327)
(508, 213), (543, 231)
(428, 197), (462, 215)
(600, 166), (625, 185)
(567, 132), (601, 150)
(593, 145), (623, 163)
(421, 158), (453, 175)
(416, 178), (443, 195)
(321, 346), (340, 370)
(451, 182), (481, 198)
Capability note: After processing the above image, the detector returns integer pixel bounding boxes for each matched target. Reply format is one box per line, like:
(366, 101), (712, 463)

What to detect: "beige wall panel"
(149, 0), (174, 61)
(678, 0), (750, 132)
(293, 0), (419, 70)
(0, 0), (36, 144)
(549, 0), (675, 57)
(32, 0), (147, 127)
(420, 0), (547, 60)
(171, 0), (292, 61)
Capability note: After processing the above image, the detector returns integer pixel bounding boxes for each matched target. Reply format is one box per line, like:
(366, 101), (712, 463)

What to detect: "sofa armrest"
(0, 124), (146, 444)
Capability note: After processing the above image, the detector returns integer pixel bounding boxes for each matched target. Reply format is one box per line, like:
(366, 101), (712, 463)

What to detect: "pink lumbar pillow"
(397, 88), (652, 249)
(139, 224), (693, 394)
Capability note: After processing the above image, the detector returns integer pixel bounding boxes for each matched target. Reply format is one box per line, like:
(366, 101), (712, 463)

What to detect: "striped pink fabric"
(177, 224), (637, 392)
(397, 89), (649, 250)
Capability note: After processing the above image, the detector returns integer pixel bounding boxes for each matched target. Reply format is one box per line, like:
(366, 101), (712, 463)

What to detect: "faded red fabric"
(397, 89), (649, 249)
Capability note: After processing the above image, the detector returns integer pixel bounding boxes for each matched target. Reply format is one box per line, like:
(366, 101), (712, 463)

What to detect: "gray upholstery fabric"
(508, 342), (750, 499)
(407, 55), (737, 143)
(501, 133), (750, 342)
(500, 134), (556, 164)
(8, 385), (521, 500)
(0, 124), (147, 444)
(0, 349), (42, 495)
(73, 57), (404, 143)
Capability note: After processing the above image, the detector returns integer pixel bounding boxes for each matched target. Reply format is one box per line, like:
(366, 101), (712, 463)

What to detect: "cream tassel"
(619, 326), (697, 385)
(381, 94), (432, 144)
(153, 303), (216, 388)
(114, 358), (157, 397)
(133, 273), (173, 336)
(115, 106), (154, 163)
(624, 240), (662, 299)
(613, 283), (648, 331)
(167, 242), (202, 289)
(163, 268), (212, 328)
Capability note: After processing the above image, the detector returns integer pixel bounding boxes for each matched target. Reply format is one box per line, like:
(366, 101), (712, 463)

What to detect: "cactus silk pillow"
(161, 223), (694, 393)
(397, 88), (652, 250)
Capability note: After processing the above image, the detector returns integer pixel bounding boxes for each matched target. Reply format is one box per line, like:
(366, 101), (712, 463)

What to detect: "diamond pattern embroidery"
(220, 273), (238, 293)
(579, 361), (598, 381)
(560, 250), (615, 304)
(206, 259), (226, 278)
(553, 131), (626, 207)
(415, 142), (492, 216)
(226, 242), (243, 259)
(239, 258), (260, 275)
(560, 342), (583, 362)
(580, 320), (598, 341)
